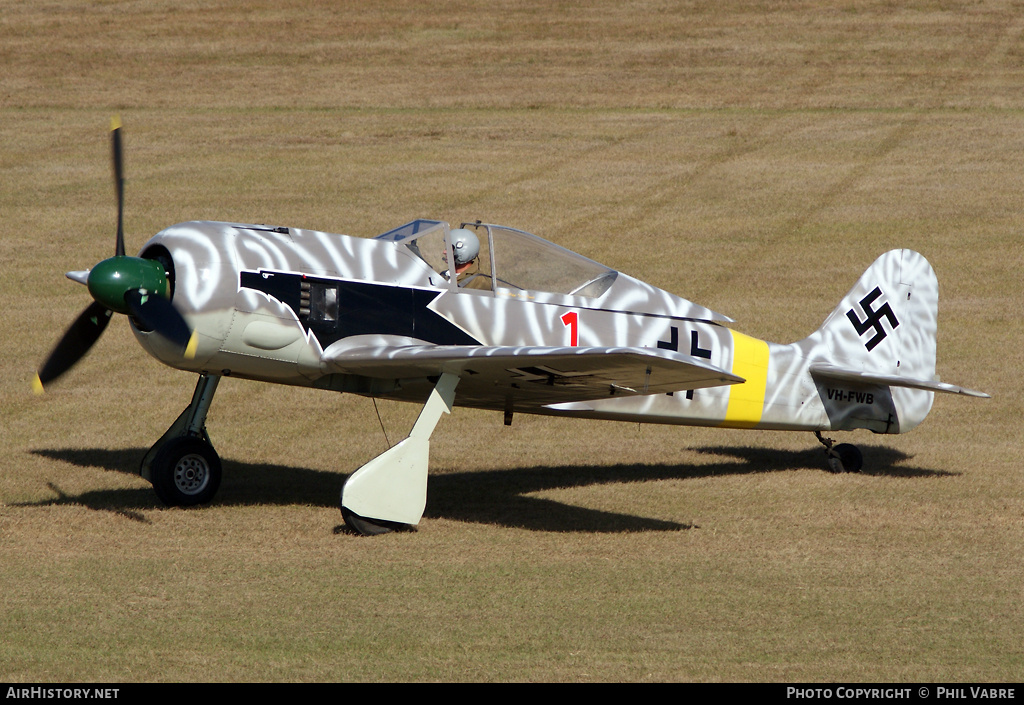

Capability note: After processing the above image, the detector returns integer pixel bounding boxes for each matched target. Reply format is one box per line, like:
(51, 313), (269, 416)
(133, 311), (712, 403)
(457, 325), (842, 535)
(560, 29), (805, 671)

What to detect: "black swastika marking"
(846, 287), (899, 351)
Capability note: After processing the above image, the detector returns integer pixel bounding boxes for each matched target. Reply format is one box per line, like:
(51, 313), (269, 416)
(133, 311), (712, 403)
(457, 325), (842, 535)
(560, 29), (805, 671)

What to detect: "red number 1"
(561, 311), (578, 346)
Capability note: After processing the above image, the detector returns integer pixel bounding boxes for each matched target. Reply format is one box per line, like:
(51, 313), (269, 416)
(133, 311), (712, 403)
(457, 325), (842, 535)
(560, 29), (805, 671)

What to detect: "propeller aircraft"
(35, 121), (989, 535)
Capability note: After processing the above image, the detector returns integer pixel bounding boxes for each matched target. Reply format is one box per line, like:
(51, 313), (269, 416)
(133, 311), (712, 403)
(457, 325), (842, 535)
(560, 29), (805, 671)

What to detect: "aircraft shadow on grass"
(27, 445), (955, 532)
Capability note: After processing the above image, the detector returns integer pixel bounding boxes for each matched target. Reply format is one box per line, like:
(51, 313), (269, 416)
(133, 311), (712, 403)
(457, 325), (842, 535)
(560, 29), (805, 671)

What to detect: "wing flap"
(322, 338), (743, 408)
(810, 363), (989, 398)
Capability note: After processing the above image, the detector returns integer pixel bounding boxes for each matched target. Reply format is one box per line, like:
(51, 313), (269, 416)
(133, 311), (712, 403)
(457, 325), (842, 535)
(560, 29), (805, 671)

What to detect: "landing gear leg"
(815, 431), (863, 474)
(340, 372), (459, 535)
(141, 373), (223, 506)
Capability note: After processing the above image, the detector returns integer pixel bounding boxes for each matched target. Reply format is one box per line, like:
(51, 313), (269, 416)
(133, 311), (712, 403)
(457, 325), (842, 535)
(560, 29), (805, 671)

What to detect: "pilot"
(444, 228), (480, 282)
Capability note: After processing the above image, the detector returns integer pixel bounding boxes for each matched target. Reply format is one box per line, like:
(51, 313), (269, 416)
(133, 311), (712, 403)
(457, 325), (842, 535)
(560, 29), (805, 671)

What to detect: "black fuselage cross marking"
(846, 286), (899, 351)
(657, 326), (712, 399)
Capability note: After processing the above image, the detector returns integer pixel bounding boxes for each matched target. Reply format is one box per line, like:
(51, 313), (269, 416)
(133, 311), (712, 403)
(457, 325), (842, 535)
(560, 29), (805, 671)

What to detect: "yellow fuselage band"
(723, 330), (770, 428)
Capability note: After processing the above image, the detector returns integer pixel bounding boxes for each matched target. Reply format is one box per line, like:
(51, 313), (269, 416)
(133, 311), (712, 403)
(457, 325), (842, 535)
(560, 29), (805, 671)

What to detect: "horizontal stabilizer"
(322, 338), (743, 409)
(810, 363), (989, 398)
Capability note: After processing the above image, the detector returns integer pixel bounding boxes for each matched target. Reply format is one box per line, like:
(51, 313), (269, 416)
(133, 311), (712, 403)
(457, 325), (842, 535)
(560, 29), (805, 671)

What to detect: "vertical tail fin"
(803, 250), (941, 433)
(809, 249), (937, 378)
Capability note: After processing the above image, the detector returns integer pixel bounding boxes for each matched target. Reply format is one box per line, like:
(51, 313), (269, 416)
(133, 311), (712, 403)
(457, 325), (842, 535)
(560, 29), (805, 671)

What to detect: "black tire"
(833, 443), (863, 474)
(151, 437), (222, 506)
(340, 506), (413, 536)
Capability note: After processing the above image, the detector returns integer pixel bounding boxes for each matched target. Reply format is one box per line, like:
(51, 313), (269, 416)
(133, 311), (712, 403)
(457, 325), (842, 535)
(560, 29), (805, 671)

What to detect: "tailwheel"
(831, 443), (863, 474)
(151, 436), (222, 506)
(340, 506), (414, 536)
(815, 431), (863, 474)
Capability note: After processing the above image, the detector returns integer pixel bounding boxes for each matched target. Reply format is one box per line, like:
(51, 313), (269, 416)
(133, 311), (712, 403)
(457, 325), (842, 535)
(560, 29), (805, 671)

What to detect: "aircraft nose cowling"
(131, 227), (241, 369)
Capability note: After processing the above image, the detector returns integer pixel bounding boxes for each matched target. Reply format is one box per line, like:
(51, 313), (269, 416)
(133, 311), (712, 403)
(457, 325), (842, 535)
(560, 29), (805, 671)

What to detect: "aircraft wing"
(321, 339), (743, 409)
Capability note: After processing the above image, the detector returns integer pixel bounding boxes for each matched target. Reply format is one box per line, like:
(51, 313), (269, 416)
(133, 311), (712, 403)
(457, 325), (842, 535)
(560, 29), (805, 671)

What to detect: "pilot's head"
(449, 229), (480, 271)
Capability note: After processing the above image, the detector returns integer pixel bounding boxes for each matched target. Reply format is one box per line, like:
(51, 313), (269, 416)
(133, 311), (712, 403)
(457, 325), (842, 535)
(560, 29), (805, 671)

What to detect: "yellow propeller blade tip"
(110, 115), (122, 131)
(32, 374), (45, 396)
(184, 331), (199, 360)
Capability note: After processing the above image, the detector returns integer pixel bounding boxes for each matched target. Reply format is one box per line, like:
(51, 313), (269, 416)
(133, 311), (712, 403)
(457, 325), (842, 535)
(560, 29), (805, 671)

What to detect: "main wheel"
(340, 506), (413, 536)
(151, 437), (222, 506)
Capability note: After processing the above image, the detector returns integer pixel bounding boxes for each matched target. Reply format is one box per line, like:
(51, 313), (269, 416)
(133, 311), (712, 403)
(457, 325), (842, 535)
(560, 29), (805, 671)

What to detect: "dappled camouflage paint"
(130, 220), (975, 435)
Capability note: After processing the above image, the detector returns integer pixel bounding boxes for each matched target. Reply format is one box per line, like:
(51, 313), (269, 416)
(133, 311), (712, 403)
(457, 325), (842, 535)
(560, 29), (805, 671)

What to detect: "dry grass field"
(2, 0), (1022, 682)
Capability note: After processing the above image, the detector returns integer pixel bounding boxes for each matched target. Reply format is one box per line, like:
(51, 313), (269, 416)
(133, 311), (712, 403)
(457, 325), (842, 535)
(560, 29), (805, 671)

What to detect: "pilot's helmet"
(449, 228), (480, 266)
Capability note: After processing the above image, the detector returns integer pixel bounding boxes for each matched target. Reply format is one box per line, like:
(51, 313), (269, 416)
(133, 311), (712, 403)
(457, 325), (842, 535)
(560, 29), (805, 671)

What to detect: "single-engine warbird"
(36, 121), (989, 535)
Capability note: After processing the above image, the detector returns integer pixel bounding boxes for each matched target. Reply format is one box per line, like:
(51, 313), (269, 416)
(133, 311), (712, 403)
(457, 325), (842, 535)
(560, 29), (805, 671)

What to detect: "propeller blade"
(35, 301), (113, 392)
(111, 116), (125, 258)
(124, 289), (196, 357)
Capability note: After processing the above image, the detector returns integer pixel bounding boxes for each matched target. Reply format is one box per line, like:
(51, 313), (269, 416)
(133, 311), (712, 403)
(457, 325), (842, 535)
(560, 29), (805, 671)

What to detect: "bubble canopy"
(377, 219), (617, 299)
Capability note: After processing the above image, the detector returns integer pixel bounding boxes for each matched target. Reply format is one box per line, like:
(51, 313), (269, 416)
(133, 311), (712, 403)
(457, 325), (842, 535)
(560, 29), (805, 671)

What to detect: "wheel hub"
(173, 454), (210, 494)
